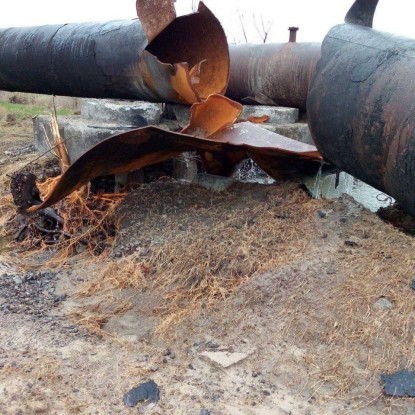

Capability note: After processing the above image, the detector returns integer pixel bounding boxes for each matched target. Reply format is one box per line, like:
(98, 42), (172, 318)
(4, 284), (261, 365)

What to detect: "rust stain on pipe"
(0, 1), (229, 104)
(226, 42), (321, 110)
(30, 95), (322, 212)
(307, 0), (415, 215)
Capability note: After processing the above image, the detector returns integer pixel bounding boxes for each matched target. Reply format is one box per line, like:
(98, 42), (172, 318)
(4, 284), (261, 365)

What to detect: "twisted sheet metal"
(226, 42), (321, 110)
(0, 2), (229, 104)
(308, 0), (415, 215)
(30, 95), (322, 211)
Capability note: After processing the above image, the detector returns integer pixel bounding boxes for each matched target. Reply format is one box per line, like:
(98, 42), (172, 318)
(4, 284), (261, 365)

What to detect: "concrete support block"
(80, 99), (162, 126)
(33, 115), (133, 163)
(33, 115), (65, 155)
(260, 123), (314, 145)
(165, 103), (299, 126)
(240, 105), (299, 124)
(173, 152), (198, 182)
(164, 103), (191, 125)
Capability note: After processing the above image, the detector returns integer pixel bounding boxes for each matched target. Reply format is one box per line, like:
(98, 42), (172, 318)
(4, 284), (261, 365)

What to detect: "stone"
(80, 99), (162, 126)
(344, 237), (359, 247)
(317, 210), (327, 218)
(194, 173), (234, 192)
(200, 349), (255, 369)
(240, 106), (299, 124)
(373, 297), (393, 311)
(381, 370), (415, 397)
(123, 381), (160, 407)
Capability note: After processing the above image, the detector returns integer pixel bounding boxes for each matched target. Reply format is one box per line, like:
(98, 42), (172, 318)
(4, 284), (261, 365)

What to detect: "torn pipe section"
(0, 2), (229, 104)
(30, 95), (322, 212)
(226, 42), (321, 110)
(307, 0), (415, 215)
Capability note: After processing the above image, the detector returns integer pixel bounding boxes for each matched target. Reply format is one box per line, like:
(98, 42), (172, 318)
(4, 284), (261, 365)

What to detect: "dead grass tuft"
(29, 177), (126, 264)
(74, 182), (320, 336)
(67, 298), (133, 337)
(0, 194), (15, 237)
(276, 213), (415, 409)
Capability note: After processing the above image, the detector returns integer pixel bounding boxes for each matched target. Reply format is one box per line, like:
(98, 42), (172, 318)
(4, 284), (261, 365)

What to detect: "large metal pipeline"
(0, 1), (229, 104)
(226, 42), (321, 110)
(307, 0), (415, 215)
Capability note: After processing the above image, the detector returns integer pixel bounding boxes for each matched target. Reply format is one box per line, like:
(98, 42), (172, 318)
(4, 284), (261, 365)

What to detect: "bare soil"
(1, 114), (415, 414)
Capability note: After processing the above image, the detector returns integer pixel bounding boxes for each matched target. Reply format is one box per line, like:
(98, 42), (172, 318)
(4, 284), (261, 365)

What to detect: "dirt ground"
(1, 115), (415, 415)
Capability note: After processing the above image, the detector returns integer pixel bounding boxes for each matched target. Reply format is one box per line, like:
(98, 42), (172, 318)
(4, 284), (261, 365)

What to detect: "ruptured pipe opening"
(144, 2), (229, 104)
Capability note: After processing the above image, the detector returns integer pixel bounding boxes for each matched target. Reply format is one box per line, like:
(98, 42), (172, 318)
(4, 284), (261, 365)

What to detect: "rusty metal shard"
(136, 0), (176, 42)
(308, 0), (415, 216)
(183, 95), (243, 136)
(227, 43), (321, 110)
(246, 115), (270, 124)
(30, 95), (322, 212)
(345, 0), (379, 27)
(0, 2), (229, 104)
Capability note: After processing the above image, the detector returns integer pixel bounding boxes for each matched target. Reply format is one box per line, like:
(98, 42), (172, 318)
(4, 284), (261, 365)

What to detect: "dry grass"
(74, 182), (320, 336)
(67, 297), (134, 337)
(274, 213), (415, 410)
(0, 106), (7, 122)
(0, 91), (80, 111)
(0, 194), (14, 237)
(28, 177), (126, 264)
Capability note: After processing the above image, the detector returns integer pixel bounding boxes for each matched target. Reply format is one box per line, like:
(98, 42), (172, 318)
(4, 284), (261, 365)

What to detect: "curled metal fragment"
(0, 2), (229, 104)
(345, 0), (379, 27)
(29, 95), (322, 212)
(227, 42), (321, 110)
(308, 0), (415, 215)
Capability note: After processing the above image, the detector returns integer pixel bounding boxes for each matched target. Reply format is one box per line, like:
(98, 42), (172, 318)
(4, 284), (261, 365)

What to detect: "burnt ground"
(1, 116), (415, 415)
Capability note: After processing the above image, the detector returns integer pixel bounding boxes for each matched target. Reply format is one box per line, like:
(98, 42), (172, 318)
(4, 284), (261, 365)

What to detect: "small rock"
(54, 294), (67, 303)
(317, 210), (327, 218)
(411, 279), (415, 290)
(123, 381), (160, 408)
(263, 390), (271, 396)
(339, 217), (347, 224)
(373, 297), (393, 311)
(381, 370), (415, 397)
(200, 410), (211, 415)
(344, 237), (359, 247)
(200, 349), (255, 369)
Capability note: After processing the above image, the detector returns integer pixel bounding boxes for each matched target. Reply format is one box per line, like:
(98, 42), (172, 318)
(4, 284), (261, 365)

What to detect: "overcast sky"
(0, 0), (414, 43)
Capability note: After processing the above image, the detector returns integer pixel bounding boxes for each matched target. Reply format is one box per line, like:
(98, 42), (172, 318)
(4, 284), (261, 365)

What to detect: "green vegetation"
(0, 101), (73, 120)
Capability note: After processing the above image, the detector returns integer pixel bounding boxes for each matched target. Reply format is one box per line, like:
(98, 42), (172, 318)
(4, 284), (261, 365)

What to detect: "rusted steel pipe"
(0, 2), (229, 104)
(226, 42), (321, 110)
(307, 0), (415, 215)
